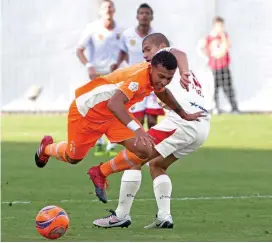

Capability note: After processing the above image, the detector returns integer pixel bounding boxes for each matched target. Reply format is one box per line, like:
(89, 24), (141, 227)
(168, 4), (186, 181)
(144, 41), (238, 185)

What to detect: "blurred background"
(1, 0), (272, 113)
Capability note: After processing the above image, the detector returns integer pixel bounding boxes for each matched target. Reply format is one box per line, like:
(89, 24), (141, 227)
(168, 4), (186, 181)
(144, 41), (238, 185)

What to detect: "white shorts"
(129, 92), (164, 118)
(148, 112), (210, 158)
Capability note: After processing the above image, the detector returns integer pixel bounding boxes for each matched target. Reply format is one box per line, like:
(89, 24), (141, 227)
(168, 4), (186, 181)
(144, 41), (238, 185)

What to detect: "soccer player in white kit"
(112, 3), (164, 128)
(90, 33), (210, 228)
(76, 0), (122, 156)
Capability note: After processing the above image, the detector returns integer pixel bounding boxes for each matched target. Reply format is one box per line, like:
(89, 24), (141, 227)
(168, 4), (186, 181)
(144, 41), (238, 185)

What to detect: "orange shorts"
(66, 101), (137, 160)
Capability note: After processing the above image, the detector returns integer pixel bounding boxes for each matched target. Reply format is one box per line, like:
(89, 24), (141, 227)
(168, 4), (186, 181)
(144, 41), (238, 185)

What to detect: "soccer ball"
(35, 205), (69, 239)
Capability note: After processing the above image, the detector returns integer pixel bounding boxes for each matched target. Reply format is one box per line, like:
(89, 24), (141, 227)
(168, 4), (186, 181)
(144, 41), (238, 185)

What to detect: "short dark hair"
(213, 16), (224, 23)
(137, 3), (153, 15)
(143, 33), (170, 47)
(151, 51), (177, 70)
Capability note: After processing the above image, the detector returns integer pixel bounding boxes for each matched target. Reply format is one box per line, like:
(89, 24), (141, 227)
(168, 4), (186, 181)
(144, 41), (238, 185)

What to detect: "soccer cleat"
(88, 163), (108, 203)
(144, 215), (174, 229)
(94, 144), (105, 156)
(93, 209), (131, 228)
(35, 136), (53, 168)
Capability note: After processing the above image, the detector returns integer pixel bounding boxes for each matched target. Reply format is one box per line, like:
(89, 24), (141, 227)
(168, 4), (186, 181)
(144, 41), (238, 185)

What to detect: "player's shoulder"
(113, 22), (124, 33)
(122, 27), (137, 37)
(148, 27), (156, 34)
(128, 62), (150, 83)
(83, 20), (101, 32)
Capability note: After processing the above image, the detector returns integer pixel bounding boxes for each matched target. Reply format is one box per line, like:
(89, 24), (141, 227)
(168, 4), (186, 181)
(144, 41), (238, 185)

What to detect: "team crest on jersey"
(129, 39), (136, 46)
(98, 34), (104, 40)
(116, 33), (121, 40)
(128, 82), (139, 92)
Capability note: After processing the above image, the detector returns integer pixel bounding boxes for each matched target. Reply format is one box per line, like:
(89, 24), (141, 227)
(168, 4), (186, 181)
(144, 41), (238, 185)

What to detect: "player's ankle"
(157, 213), (172, 220)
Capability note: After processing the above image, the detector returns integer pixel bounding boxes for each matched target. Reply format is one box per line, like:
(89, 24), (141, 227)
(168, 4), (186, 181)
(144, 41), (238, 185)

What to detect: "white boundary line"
(2, 194), (272, 205)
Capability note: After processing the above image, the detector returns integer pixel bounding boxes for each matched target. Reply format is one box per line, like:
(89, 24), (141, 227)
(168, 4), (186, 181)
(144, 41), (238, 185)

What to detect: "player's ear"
(160, 43), (167, 48)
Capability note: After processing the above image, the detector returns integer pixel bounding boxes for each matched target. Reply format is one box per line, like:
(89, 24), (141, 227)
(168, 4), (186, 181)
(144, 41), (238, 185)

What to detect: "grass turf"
(1, 114), (272, 241)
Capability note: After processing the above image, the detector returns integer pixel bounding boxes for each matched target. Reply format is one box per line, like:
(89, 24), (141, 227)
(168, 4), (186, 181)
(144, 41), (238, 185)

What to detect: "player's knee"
(149, 162), (166, 179)
(133, 146), (152, 160)
(149, 160), (167, 172)
(65, 154), (82, 164)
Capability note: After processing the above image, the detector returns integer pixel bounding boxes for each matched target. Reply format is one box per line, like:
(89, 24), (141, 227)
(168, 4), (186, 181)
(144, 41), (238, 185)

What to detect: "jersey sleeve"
(77, 23), (94, 48)
(118, 80), (142, 101)
(119, 32), (128, 53)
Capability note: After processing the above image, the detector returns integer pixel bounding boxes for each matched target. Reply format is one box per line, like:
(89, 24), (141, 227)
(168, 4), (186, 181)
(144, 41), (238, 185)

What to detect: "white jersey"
(158, 47), (210, 119)
(78, 20), (123, 75)
(120, 27), (154, 65)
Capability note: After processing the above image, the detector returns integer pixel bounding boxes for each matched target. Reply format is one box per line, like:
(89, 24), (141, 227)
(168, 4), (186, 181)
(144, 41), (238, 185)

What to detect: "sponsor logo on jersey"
(98, 34), (104, 40)
(128, 82), (139, 91)
(129, 39), (136, 46)
(190, 102), (208, 113)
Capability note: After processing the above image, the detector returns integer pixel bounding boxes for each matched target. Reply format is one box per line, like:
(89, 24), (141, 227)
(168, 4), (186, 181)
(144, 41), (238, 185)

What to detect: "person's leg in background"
(145, 92), (165, 129)
(212, 69), (221, 114)
(94, 137), (105, 156)
(129, 99), (147, 126)
(222, 66), (239, 113)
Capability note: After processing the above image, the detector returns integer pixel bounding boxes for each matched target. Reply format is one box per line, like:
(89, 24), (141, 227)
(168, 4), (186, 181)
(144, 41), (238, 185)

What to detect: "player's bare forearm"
(155, 88), (188, 119)
(170, 49), (189, 75)
(76, 47), (88, 65)
(107, 90), (134, 126)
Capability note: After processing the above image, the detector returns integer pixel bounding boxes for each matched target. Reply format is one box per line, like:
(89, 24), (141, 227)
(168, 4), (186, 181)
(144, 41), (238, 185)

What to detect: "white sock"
(106, 141), (116, 151)
(153, 174), (172, 219)
(115, 170), (142, 219)
(96, 137), (104, 145)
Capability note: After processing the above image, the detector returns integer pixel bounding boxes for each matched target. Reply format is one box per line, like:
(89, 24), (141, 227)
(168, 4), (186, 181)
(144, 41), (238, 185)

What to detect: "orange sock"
(100, 149), (146, 177)
(45, 141), (68, 162)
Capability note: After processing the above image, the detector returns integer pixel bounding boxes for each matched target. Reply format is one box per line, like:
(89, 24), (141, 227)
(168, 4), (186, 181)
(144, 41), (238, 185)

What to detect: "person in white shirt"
(91, 33), (210, 229)
(112, 3), (164, 129)
(76, 0), (122, 156)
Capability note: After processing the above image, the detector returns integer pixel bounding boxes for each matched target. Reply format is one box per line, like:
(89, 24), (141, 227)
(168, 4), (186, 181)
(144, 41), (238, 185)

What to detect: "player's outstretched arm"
(170, 49), (190, 91)
(108, 90), (154, 146)
(155, 88), (204, 121)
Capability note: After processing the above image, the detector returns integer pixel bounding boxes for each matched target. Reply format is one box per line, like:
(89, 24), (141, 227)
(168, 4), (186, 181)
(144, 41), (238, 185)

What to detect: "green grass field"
(1, 114), (272, 241)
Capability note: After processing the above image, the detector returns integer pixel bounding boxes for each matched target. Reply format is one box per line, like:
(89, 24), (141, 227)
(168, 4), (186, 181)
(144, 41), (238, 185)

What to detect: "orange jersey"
(75, 62), (155, 121)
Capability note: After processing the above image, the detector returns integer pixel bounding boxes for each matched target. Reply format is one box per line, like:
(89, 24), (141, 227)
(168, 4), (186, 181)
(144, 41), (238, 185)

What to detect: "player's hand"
(134, 128), (155, 147)
(110, 63), (118, 72)
(88, 67), (98, 80)
(182, 111), (206, 122)
(180, 72), (191, 92)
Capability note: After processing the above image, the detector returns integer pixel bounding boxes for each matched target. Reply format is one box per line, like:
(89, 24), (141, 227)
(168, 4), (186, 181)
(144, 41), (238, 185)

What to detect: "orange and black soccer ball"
(35, 205), (69, 239)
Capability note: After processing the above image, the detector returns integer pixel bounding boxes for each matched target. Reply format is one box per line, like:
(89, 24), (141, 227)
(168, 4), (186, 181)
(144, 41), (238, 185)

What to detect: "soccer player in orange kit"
(35, 51), (203, 199)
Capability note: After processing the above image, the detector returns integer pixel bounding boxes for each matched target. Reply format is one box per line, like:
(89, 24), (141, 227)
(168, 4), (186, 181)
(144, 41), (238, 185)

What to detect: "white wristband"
(85, 62), (93, 68)
(127, 120), (141, 131)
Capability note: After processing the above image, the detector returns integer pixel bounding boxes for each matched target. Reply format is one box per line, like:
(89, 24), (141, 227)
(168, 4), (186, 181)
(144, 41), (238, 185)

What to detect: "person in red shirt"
(198, 16), (239, 114)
